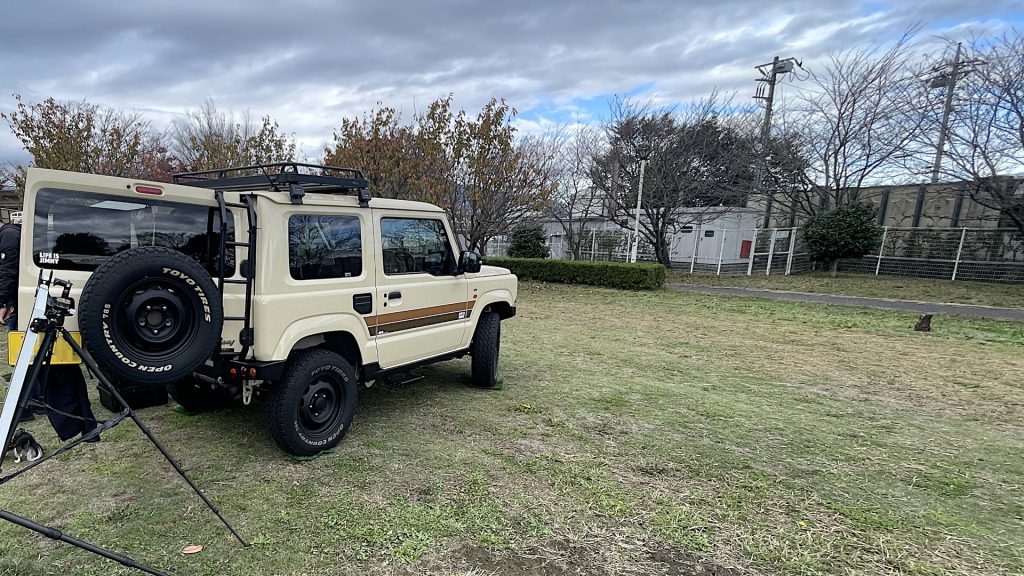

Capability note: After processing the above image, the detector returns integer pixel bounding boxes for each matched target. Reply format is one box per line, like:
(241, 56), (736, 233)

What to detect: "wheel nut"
(152, 329), (159, 335)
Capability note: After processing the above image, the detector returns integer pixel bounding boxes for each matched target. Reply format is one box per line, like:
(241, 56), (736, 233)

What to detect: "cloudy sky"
(1, 0), (1021, 165)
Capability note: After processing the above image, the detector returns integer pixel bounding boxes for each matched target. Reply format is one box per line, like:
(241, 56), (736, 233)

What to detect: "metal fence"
(486, 225), (1024, 284)
(840, 227), (1024, 284)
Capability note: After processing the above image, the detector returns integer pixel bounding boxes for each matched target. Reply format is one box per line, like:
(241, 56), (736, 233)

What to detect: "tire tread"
(470, 312), (501, 388)
(266, 349), (357, 456)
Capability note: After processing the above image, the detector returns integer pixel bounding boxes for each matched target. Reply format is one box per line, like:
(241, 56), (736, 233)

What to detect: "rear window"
(32, 188), (234, 275)
(288, 214), (363, 280)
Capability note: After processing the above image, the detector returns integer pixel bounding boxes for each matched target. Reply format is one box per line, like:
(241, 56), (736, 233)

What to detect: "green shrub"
(484, 257), (665, 290)
(803, 203), (883, 276)
(507, 226), (550, 259)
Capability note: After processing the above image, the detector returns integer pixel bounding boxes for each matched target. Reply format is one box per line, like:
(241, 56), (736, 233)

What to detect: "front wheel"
(267, 349), (358, 456)
(470, 311), (501, 388)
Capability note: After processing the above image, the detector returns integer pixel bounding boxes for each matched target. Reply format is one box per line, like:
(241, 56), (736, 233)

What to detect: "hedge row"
(484, 257), (666, 290)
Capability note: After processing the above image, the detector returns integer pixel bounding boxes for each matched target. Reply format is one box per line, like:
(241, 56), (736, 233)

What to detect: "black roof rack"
(172, 162), (371, 205)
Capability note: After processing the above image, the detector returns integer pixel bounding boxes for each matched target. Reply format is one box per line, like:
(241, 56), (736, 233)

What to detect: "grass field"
(668, 271), (1024, 309)
(1, 283), (1022, 575)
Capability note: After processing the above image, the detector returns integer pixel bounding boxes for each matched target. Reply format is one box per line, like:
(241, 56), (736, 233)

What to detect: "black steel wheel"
(267, 349), (358, 456)
(79, 246), (224, 387)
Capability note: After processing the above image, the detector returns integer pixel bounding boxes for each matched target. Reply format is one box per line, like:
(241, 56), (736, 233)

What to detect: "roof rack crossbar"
(172, 162), (371, 200)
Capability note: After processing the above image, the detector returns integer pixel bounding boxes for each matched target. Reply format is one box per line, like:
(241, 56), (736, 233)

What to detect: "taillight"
(135, 185), (163, 196)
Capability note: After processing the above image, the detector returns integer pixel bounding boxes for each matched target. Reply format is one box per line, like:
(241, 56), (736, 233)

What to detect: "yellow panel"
(7, 331), (82, 365)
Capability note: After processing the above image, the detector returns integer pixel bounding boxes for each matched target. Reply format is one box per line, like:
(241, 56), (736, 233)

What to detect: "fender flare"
(271, 314), (373, 363)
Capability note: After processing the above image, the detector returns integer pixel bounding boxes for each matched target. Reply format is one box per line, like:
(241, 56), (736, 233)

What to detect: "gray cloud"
(1, 0), (1020, 165)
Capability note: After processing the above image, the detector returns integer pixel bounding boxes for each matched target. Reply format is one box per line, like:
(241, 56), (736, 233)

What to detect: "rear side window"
(32, 188), (234, 275)
(380, 218), (454, 275)
(288, 214), (363, 280)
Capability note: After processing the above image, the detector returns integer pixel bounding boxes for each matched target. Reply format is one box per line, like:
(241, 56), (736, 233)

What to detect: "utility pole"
(753, 56), (800, 227)
(928, 43), (984, 184)
(629, 153), (649, 263)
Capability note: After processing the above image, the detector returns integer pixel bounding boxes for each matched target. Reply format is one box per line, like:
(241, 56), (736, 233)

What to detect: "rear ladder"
(214, 191), (257, 360)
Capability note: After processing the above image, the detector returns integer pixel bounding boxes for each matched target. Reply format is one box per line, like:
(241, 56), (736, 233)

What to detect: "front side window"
(33, 187), (234, 275)
(288, 214), (363, 280)
(380, 218), (454, 275)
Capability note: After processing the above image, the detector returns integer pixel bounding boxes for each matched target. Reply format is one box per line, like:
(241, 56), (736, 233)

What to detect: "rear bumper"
(194, 357), (287, 383)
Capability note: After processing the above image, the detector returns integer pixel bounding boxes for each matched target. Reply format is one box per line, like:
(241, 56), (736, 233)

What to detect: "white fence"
(487, 227), (812, 277)
(485, 225), (1024, 284)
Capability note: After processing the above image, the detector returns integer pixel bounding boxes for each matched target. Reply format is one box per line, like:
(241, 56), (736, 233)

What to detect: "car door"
(372, 211), (469, 368)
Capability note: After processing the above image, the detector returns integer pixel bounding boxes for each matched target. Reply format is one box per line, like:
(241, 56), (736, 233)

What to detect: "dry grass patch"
(669, 270), (1024, 309)
(0, 282), (1021, 575)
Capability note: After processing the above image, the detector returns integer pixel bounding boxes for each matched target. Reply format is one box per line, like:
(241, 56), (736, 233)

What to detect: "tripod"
(0, 274), (248, 576)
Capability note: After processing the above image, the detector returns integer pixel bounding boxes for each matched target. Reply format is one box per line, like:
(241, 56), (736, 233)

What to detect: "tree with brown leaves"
(2, 94), (173, 191)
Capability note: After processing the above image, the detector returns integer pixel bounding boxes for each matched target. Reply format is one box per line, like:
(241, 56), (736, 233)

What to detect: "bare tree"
(170, 99), (295, 172)
(787, 30), (930, 217)
(550, 124), (605, 258)
(591, 96), (757, 265)
(939, 32), (1024, 234)
(0, 165), (17, 190)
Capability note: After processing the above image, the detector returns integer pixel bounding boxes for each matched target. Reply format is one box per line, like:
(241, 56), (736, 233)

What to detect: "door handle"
(387, 291), (402, 300)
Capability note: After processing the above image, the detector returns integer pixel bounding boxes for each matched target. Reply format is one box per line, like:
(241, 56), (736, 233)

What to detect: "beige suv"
(13, 164), (517, 455)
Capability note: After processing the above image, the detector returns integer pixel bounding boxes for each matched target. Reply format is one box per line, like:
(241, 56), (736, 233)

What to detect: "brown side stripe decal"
(368, 300), (475, 337)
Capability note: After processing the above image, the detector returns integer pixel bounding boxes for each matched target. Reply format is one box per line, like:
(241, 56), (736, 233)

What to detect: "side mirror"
(458, 250), (481, 274)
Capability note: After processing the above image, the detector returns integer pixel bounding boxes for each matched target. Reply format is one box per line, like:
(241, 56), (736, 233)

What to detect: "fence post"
(690, 227), (701, 273)
(590, 229), (596, 261)
(765, 228), (778, 275)
(875, 226), (888, 276)
(716, 229), (726, 276)
(952, 227), (967, 281)
(749, 226), (757, 276)
(785, 228), (797, 275)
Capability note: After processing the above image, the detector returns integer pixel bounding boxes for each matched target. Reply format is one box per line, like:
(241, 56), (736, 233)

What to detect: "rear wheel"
(167, 377), (232, 413)
(470, 311), (501, 388)
(267, 349), (358, 456)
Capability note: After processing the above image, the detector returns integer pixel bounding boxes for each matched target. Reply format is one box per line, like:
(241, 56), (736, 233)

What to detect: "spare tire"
(79, 246), (224, 387)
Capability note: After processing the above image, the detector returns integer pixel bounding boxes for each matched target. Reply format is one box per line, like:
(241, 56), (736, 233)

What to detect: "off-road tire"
(267, 349), (358, 456)
(470, 311), (501, 388)
(167, 377), (232, 413)
(79, 246), (224, 387)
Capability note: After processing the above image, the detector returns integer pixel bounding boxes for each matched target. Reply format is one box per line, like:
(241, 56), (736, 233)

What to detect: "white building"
(537, 207), (762, 264)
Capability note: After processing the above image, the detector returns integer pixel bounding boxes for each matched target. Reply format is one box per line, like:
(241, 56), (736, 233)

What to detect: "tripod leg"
(0, 412), (127, 486)
(1, 328), (59, 468)
(0, 508), (170, 576)
(61, 330), (249, 547)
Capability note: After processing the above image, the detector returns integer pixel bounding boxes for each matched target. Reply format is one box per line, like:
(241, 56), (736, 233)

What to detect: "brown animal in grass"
(914, 314), (933, 332)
